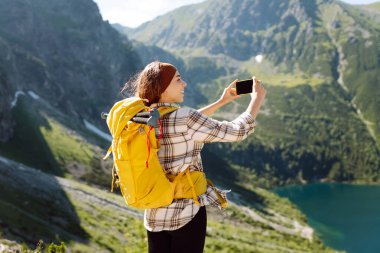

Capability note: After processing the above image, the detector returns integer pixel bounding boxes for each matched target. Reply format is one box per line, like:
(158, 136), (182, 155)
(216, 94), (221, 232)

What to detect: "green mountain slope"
(0, 0), (146, 186)
(127, 0), (338, 77)
(122, 0), (380, 186)
(360, 1), (380, 12)
(0, 156), (339, 253)
(0, 94), (111, 186)
(321, 1), (380, 147)
(0, 0), (141, 143)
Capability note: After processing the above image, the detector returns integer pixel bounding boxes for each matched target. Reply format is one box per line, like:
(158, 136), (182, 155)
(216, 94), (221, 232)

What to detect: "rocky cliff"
(0, 0), (141, 142)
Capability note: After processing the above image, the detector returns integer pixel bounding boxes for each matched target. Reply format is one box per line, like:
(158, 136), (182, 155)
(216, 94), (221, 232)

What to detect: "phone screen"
(236, 79), (253, 95)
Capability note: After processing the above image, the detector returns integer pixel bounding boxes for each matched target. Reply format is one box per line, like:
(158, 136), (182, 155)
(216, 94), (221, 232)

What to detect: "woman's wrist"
(217, 98), (228, 106)
(198, 98), (228, 116)
(247, 95), (265, 119)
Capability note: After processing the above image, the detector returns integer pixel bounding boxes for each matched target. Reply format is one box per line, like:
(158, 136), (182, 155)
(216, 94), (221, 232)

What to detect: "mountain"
(360, 1), (380, 12)
(111, 22), (135, 36)
(122, 0), (380, 186)
(0, 0), (141, 143)
(0, 155), (338, 253)
(0, 0), (145, 181)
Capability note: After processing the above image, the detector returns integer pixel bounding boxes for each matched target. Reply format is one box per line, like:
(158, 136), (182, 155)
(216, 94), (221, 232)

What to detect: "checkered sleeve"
(186, 109), (256, 143)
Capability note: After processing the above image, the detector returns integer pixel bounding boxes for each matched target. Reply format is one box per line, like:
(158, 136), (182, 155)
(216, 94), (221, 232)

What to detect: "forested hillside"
(123, 0), (380, 186)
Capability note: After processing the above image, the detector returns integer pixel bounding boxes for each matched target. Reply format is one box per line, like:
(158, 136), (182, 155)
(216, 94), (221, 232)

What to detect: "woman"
(123, 61), (266, 253)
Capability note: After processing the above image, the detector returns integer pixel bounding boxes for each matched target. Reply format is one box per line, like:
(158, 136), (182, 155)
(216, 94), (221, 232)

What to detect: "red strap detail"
(157, 119), (163, 140)
(145, 126), (153, 168)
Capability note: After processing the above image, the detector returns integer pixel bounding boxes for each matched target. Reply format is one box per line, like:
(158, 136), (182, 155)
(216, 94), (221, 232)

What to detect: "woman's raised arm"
(197, 80), (240, 116)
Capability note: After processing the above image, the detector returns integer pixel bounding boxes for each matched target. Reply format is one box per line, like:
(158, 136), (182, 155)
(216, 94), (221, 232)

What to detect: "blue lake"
(274, 183), (380, 253)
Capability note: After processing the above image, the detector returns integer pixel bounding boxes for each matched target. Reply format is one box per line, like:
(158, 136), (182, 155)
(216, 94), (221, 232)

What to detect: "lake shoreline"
(274, 182), (380, 253)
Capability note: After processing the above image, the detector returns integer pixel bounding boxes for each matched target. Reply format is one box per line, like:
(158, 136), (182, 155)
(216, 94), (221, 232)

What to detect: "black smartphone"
(236, 79), (253, 95)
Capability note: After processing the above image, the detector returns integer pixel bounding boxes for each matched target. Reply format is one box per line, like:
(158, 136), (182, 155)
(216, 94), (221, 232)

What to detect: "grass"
(0, 163), (340, 253)
(39, 116), (94, 168)
(0, 95), (111, 186)
(0, 97), (63, 175)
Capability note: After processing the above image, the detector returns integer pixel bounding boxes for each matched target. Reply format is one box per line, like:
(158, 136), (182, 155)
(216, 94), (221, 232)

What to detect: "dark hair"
(121, 61), (176, 106)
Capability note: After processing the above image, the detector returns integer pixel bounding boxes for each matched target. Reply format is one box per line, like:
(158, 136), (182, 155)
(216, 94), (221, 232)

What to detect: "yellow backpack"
(103, 97), (208, 209)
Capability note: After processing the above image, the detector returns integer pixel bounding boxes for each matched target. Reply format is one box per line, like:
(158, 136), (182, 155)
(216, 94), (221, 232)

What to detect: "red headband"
(159, 63), (177, 93)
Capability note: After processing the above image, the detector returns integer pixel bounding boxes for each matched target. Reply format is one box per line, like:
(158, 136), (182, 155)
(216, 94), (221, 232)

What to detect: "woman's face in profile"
(159, 71), (187, 103)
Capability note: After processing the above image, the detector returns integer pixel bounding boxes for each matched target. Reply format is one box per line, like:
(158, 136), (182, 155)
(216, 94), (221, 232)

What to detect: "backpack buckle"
(146, 108), (160, 127)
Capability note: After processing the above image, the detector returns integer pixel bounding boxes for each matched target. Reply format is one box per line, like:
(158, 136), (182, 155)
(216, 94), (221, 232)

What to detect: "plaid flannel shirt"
(144, 103), (256, 232)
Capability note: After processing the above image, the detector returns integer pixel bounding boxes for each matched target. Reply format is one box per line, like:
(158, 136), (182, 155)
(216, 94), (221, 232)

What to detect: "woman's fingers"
(252, 76), (262, 89)
(224, 80), (241, 100)
(252, 77), (263, 88)
(251, 76), (266, 98)
(230, 88), (240, 97)
(227, 79), (238, 89)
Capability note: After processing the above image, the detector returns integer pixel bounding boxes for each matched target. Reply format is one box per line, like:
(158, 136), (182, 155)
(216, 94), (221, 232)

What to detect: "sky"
(93, 0), (380, 28)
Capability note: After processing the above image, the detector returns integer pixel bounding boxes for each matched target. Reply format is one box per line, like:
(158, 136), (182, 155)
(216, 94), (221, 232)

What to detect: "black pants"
(147, 206), (207, 253)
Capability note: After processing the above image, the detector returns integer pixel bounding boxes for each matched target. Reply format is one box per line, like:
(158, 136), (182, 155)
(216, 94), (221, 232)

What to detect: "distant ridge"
(121, 0), (380, 184)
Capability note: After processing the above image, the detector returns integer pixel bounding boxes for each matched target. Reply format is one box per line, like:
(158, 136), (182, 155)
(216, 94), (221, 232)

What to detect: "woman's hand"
(250, 76), (266, 101)
(246, 76), (266, 119)
(198, 80), (241, 116)
(219, 79), (241, 104)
